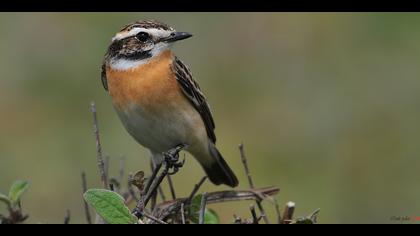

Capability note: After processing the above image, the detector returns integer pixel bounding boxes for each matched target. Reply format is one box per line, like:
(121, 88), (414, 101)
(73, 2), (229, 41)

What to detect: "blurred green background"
(1, 13), (420, 224)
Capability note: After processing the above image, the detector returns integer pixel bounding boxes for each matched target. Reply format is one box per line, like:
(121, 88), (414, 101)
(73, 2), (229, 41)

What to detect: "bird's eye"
(135, 32), (150, 42)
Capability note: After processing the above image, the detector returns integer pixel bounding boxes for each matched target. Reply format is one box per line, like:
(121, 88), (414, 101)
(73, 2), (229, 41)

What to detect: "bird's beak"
(164, 32), (193, 43)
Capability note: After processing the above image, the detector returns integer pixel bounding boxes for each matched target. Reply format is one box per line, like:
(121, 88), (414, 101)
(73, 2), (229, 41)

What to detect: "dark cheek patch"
(108, 40), (123, 58)
(121, 39), (140, 53)
(107, 37), (152, 61)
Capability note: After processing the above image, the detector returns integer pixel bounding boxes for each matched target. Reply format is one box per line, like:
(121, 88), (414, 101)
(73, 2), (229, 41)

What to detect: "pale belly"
(114, 101), (206, 154)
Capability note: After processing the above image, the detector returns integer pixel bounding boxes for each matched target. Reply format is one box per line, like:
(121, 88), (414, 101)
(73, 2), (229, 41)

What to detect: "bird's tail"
(202, 143), (239, 188)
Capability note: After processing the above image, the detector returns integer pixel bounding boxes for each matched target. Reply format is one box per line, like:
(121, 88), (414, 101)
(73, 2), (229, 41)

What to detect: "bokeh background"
(1, 13), (420, 224)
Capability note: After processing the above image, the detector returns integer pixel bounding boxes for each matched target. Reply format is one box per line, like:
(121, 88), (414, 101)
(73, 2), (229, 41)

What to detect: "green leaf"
(187, 194), (220, 224)
(8, 180), (29, 205)
(307, 208), (320, 223)
(293, 218), (315, 224)
(204, 209), (220, 224)
(188, 194), (203, 223)
(83, 189), (137, 224)
(292, 209), (321, 224)
(0, 193), (11, 207)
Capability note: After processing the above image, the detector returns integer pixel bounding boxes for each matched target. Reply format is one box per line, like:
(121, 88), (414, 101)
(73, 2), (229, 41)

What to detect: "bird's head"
(105, 20), (192, 69)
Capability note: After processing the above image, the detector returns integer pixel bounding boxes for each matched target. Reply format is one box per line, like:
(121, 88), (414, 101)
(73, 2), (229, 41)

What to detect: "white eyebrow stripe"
(112, 28), (173, 41)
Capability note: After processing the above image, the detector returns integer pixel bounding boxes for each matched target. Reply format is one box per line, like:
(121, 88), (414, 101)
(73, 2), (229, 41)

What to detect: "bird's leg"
(132, 144), (187, 219)
(164, 143), (187, 175)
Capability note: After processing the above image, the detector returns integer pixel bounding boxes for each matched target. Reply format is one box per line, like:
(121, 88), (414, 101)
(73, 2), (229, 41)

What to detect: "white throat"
(109, 59), (147, 71)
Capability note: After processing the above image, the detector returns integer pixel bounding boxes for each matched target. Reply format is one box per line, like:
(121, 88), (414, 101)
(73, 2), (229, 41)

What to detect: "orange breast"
(106, 50), (182, 114)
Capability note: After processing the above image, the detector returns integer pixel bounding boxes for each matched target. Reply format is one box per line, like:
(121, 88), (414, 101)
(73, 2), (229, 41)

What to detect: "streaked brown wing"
(101, 61), (108, 91)
(172, 57), (217, 143)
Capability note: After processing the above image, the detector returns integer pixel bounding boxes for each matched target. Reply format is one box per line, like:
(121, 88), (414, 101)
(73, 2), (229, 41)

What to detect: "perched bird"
(100, 20), (239, 187)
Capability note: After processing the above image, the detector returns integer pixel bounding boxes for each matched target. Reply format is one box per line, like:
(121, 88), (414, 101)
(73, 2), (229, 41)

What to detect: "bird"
(100, 20), (239, 187)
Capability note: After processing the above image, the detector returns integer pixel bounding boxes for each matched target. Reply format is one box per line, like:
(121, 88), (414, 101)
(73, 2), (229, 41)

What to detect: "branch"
(90, 102), (108, 190)
(239, 143), (254, 188)
(133, 162), (168, 216)
(233, 214), (243, 224)
(187, 176), (207, 204)
(150, 189), (158, 211)
(104, 155), (110, 185)
(64, 209), (71, 224)
(281, 201), (295, 224)
(90, 103), (108, 224)
(239, 143), (269, 224)
(167, 175), (176, 200)
(2, 208), (29, 224)
(143, 163), (162, 196)
(249, 205), (259, 224)
(180, 203), (186, 224)
(274, 199), (282, 224)
(118, 157), (125, 185)
(142, 164), (168, 209)
(206, 186), (279, 203)
(137, 145), (191, 218)
(149, 161), (166, 203)
(157, 186), (166, 202)
(81, 172), (92, 224)
(143, 212), (168, 224)
(153, 186), (280, 220)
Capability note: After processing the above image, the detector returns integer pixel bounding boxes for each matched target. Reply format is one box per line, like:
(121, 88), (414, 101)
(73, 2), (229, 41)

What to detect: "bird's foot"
(163, 144), (187, 175)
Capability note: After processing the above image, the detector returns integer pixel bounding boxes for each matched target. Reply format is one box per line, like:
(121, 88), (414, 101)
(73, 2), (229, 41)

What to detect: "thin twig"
(64, 209), (71, 224)
(90, 103), (108, 226)
(167, 175), (176, 200)
(250, 205), (259, 224)
(180, 203), (186, 224)
(81, 172), (92, 224)
(150, 160), (166, 202)
(134, 164), (169, 216)
(119, 157), (125, 184)
(90, 102), (108, 190)
(109, 178), (121, 194)
(274, 199), (282, 224)
(148, 161), (158, 211)
(306, 208), (321, 224)
(233, 214), (243, 224)
(239, 143), (254, 188)
(158, 186), (166, 202)
(143, 212), (168, 224)
(125, 173), (139, 205)
(6, 209), (28, 224)
(153, 186), (280, 221)
(150, 188), (158, 211)
(281, 201), (295, 224)
(187, 176), (207, 204)
(199, 192), (208, 224)
(143, 166), (168, 207)
(143, 162), (162, 195)
(239, 143), (269, 224)
(104, 155), (110, 183)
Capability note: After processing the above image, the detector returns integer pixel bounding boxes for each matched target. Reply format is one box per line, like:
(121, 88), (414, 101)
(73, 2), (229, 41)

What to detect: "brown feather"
(171, 57), (217, 143)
